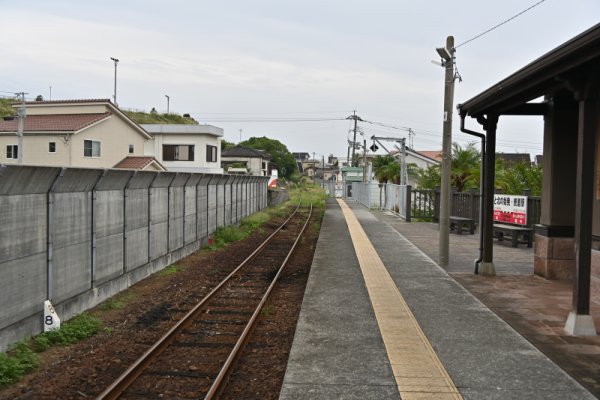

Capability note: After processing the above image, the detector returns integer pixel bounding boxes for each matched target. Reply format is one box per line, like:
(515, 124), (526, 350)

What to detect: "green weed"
(32, 313), (101, 352)
(99, 292), (136, 310)
(157, 264), (180, 276)
(0, 342), (38, 386)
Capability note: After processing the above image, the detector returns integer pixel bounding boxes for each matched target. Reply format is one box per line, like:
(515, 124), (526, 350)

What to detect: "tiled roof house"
(0, 99), (153, 169)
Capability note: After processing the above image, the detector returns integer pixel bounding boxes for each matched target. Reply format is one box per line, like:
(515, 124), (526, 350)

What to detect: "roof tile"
(0, 113), (111, 133)
(113, 156), (163, 170)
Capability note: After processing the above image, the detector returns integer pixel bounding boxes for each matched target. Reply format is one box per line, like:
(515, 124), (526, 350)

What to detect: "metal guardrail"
(350, 183), (541, 228)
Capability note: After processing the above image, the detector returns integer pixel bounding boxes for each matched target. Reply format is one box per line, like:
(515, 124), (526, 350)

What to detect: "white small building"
(142, 124), (223, 174)
(221, 146), (271, 176)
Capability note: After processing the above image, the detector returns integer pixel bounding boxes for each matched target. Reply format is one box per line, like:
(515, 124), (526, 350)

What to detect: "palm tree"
(451, 142), (481, 192)
(495, 160), (542, 195)
(372, 155), (400, 184)
(416, 164), (441, 189)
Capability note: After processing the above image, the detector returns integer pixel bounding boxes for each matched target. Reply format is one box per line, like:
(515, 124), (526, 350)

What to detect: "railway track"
(97, 203), (313, 400)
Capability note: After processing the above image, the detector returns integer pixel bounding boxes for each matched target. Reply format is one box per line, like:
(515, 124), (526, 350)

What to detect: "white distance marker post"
(43, 300), (61, 332)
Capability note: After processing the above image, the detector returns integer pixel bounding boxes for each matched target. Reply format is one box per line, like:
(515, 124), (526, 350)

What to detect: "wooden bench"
(493, 223), (532, 247)
(449, 216), (475, 235)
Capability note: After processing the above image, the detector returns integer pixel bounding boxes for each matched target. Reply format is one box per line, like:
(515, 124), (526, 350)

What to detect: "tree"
(495, 160), (542, 196)
(239, 136), (296, 179)
(221, 139), (235, 151)
(416, 142), (480, 191)
(415, 142), (543, 195)
(35, 95), (44, 101)
(372, 155), (419, 184)
(450, 142), (481, 192)
(416, 164), (441, 189)
(372, 155), (400, 184)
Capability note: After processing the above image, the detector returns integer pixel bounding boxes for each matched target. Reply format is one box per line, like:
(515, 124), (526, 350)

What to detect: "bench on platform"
(449, 216), (475, 235)
(493, 223), (532, 248)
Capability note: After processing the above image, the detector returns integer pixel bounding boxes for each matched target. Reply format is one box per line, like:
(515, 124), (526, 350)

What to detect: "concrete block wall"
(0, 165), (268, 351)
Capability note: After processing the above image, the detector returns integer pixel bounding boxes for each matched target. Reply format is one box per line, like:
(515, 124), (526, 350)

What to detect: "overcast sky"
(1, 0), (598, 159)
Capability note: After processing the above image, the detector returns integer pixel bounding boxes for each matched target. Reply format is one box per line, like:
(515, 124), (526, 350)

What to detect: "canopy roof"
(459, 23), (600, 118)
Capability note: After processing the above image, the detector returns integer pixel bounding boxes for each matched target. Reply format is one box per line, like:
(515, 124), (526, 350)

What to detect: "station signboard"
(493, 194), (528, 226)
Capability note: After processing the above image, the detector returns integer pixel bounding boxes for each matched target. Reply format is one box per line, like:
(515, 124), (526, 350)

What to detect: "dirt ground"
(0, 206), (322, 400)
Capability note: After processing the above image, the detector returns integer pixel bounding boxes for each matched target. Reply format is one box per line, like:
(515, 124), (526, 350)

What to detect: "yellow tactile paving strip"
(337, 199), (462, 399)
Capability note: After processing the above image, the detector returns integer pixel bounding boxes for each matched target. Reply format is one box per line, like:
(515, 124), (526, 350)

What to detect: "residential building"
(416, 150), (442, 163)
(0, 99), (151, 168)
(113, 156), (166, 171)
(141, 124), (223, 174)
(388, 148), (441, 187)
(292, 152), (310, 173)
(221, 145), (271, 176)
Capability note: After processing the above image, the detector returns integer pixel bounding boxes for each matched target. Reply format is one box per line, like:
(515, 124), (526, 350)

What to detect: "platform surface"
(279, 199), (595, 400)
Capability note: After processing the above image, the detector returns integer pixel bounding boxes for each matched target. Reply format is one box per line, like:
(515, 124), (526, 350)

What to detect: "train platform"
(279, 198), (596, 399)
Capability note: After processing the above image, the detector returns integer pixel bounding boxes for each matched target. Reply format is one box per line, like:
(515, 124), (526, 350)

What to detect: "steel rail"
(205, 203), (313, 399)
(97, 202), (303, 400)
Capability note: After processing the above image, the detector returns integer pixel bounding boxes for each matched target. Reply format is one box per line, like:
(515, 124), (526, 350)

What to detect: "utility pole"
(165, 95), (170, 114)
(110, 57), (119, 106)
(322, 155), (325, 189)
(239, 128), (242, 143)
(312, 152), (316, 183)
(363, 139), (367, 182)
(408, 128), (415, 149)
(400, 138), (408, 185)
(346, 111), (363, 167)
(15, 92), (27, 165)
(436, 36), (456, 268)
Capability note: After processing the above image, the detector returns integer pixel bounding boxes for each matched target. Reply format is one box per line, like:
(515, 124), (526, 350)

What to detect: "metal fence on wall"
(351, 182), (384, 210)
(350, 183), (541, 228)
(0, 165), (269, 351)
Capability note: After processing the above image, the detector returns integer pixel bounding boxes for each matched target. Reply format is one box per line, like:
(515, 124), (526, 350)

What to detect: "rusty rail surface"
(97, 202), (312, 400)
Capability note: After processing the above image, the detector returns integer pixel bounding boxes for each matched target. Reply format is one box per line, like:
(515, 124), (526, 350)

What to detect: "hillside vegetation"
(0, 98), (197, 125)
(0, 98), (15, 117)
(123, 110), (198, 125)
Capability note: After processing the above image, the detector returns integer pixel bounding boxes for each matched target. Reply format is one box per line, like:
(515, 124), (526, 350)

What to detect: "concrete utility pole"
(436, 36), (456, 268)
(165, 95), (170, 114)
(15, 92), (27, 165)
(322, 155), (325, 189)
(363, 139), (367, 182)
(110, 57), (119, 105)
(346, 111), (363, 167)
(400, 138), (408, 186)
(313, 152), (316, 183)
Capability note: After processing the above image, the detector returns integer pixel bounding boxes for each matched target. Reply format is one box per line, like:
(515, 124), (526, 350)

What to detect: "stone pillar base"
(480, 262), (496, 276)
(533, 228), (575, 279)
(565, 311), (597, 336)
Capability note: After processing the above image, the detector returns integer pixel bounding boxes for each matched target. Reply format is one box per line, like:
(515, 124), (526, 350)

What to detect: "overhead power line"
(196, 117), (346, 123)
(454, 0), (547, 49)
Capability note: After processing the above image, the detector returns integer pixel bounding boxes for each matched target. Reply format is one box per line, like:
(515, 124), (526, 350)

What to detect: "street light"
(110, 57), (119, 106)
(165, 95), (170, 114)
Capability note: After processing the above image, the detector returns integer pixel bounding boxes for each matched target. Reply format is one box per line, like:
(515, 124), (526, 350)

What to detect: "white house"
(389, 148), (441, 187)
(141, 124), (223, 174)
(221, 146), (271, 176)
(0, 99), (152, 168)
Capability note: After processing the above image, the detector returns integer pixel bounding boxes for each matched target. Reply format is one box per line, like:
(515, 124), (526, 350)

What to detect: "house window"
(6, 145), (18, 159)
(163, 144), (194, 161)
(84, 140), (101, 157)
(128, 144), (134, 154)
(49, 142), (56, 153)
(206, 145), (217, 162)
